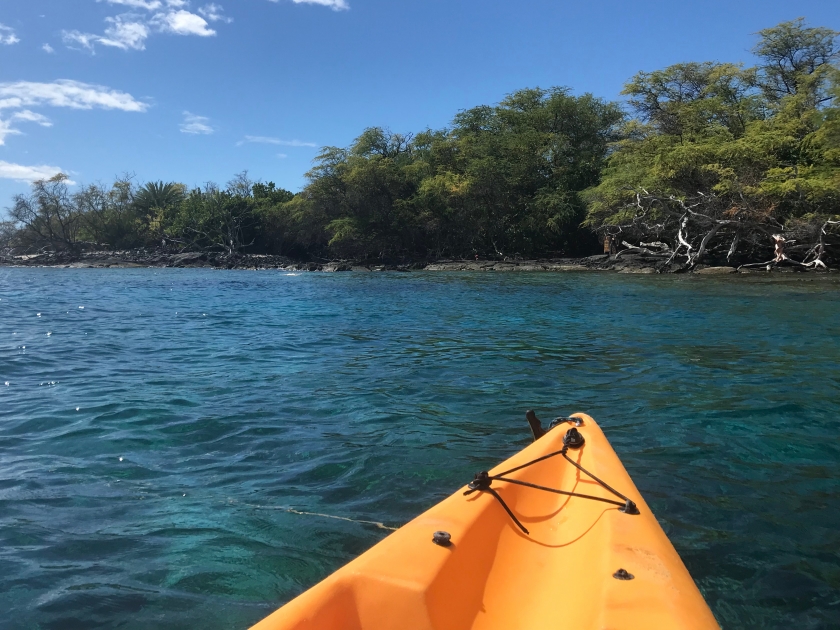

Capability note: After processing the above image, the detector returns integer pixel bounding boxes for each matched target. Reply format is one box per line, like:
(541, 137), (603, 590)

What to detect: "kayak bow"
(252, 412), (719, 629)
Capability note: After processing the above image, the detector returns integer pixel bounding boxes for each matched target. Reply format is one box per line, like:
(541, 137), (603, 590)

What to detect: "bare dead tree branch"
(595, 188), (838, 271)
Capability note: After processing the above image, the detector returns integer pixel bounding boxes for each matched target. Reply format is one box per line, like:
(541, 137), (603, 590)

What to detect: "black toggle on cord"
(463, 419), (640, 536)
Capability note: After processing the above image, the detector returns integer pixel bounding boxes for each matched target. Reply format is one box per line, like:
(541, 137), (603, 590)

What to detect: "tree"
(8, 174), (82, 252)
(291, 89), (623, 261)
(173, 186), (257, 254)
(0, 220), (17, 256)
(134, 180), (186, 213)
(622, 62), (762, 139)
(133, 180), (186, 245)
(296, 130), (422, 259)
(444, 88), (623, 256)
(583, 19), (840, 270)
(76, 177), (143, 249)
(250, 181), (298, 255)
(754, 18), (839, 104)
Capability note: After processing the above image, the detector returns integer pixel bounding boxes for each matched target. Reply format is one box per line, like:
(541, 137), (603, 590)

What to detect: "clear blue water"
(1, 268), (839, 629)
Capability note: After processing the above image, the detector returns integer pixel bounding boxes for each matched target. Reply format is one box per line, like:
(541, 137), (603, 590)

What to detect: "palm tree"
(133, 181), (185, 214)
(133, 181), (186, 246)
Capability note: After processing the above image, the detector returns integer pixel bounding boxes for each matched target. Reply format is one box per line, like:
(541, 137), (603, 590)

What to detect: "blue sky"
(1, 0), (837, 204)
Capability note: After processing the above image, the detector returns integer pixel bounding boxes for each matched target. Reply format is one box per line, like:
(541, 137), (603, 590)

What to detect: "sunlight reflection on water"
(0, 269), (838, 629)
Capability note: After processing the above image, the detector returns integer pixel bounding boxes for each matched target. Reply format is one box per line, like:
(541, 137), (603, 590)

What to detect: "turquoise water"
(1, 269), (838, 629)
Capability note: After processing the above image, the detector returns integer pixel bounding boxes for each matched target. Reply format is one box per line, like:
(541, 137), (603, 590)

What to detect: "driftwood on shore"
(594, 190), (840, 274)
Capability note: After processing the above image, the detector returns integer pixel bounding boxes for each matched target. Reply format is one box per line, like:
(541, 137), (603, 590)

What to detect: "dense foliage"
(2, 173), (295, 257)
(584, 19), (840, 268)
(295, 89), (623, 259)
(3, 19), (838, 266)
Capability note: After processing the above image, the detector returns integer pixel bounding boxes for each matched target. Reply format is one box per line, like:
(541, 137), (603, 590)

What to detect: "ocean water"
(1, 268), (838, 629)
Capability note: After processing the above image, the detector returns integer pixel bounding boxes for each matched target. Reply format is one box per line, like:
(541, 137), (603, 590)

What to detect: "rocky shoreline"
(0, 249), (834, 274)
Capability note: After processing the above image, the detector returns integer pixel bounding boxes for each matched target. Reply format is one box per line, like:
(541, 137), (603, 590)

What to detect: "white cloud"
(98, 15), (149, 50)
(240, 135), (317, 147)
(0, 81), (145, 147)
(0, 119), (22, 145)
(269, 0), (349, 11)
(0, 161), (70, 183)
(99, 0), (193, 9)
(180, 111), (214, 134)
(42, 43), (55, 53)
(0, 23), (21, 45)
(153, 10), (215, 36)
(198, 3), (232, 23)
(64, 16), (150, 51)
(66, 2), (225, 52)
(277, 153), (288, 158)
(62, 30), (100, 52)
(0, 80), (148, 112)
(101, 0), (163, 9)
(11, 110), (53, 127)
(99, 16), (150, 49)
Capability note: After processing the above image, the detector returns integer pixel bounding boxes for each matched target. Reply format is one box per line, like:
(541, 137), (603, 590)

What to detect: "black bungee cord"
(463, 414), (639, 536)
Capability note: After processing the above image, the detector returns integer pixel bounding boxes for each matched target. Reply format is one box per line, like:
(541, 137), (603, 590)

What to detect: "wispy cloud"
(0, 119), (22, 145)
(67, 1), (222, 52)
(97, 16), (151, 49)
(198, 3), (232, 23)
(101, 0), (164, 9)
(99, 0), (190, 9)
(10, 110), (53, 127)
(62, 31), (98, 51)
(239, 135), (317, 147)
(0, 23), (21, 45)
(42, 43), (55, 53)
(180, 111), (214, 134)
(269, 0), (350, 11)
(0, 80), (148, 112)
(63, 17), (152, 52)
(277, 153), (288, 158)
(0, 80), (146, 145)
(0, 160), (70, 183)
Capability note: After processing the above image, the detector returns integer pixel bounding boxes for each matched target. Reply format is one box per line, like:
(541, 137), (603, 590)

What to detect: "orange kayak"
(252, 412), (719, 630)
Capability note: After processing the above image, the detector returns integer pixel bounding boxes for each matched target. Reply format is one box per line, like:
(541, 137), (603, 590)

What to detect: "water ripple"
(1, 269), (839, 629)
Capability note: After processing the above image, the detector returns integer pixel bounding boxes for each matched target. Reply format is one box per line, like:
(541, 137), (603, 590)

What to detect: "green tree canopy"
(584, 18), (840, 269)
(290, 87), (623, 260)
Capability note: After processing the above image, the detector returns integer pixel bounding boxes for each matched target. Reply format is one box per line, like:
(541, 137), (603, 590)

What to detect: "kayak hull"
(252, 413), (719, 630)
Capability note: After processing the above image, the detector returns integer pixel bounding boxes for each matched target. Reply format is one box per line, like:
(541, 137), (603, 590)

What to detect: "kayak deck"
(252, 413), (719, 629)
